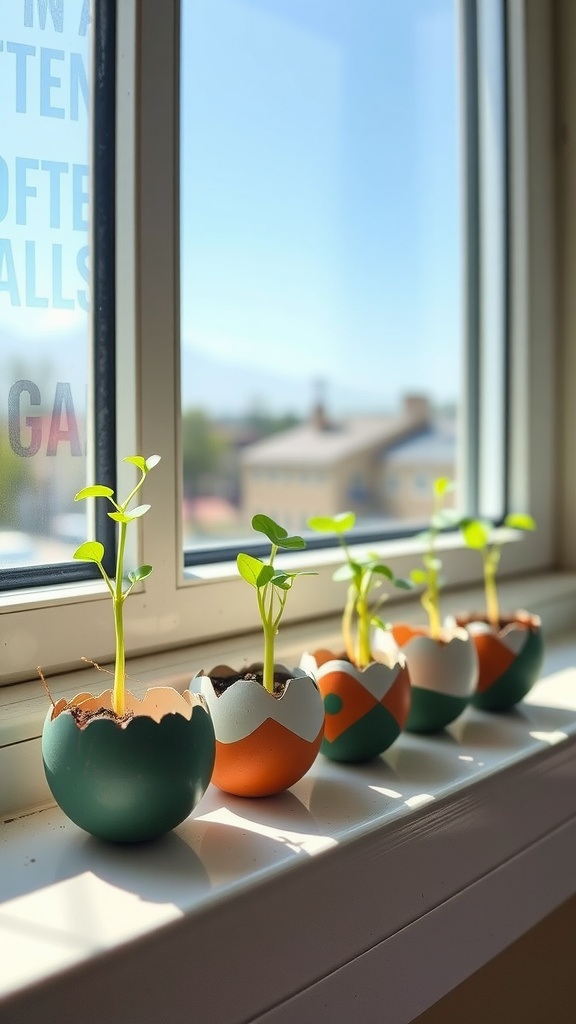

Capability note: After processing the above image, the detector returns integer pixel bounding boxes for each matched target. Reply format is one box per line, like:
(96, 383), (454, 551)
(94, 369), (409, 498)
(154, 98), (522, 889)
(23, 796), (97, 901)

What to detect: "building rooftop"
(383, 420), (456, 466)
(241, 402), (431, 468)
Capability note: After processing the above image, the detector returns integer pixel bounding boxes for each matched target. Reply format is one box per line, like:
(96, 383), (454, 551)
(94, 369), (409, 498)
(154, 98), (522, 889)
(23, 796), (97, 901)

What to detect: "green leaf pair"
(308, 510), (413, 669)
(459, 510), (537, 625)
(237, 515), (316, 693)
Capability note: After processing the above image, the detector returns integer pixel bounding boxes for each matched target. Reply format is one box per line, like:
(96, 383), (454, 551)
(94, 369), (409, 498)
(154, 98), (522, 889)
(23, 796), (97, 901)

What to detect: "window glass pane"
(0, 0), (92, 570)
(180, 0), (466, 552)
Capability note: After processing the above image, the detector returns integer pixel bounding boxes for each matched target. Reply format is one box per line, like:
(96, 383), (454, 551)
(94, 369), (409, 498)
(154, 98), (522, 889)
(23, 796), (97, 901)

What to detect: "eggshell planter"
(192, 664), (324, 797)
(390, 624), (478, 733)
(453, 610), (544, 711)
(301, 648), (411, 763)
(42, 687), (215, 843)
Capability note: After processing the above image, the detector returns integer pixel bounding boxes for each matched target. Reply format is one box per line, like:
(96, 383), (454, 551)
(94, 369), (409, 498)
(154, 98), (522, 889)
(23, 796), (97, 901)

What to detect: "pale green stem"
(262, 616), (276, 694)
(262, 627), (276, 693)
(112, 521), (128, 716)
(425, 498), (442, 638)
(272, 589), (287, 632)
(256, 584), (274, 693)
(356, 594), (371, 669)
(259, 544), (280, 693)
(424, 586), (441, 641)
(484, 557), (500, 628)
(342, 586), (356, 663)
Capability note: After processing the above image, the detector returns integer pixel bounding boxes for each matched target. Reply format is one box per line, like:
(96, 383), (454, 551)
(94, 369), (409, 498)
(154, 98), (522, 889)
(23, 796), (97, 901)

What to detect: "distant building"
(380, 417), (457, 524)
(240, 395), (455, 531)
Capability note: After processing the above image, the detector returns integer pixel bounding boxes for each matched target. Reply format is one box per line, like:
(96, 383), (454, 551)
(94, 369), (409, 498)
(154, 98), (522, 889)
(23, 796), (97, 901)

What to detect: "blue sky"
(180, 0), (462, 415)
(1, 0), (462, 421)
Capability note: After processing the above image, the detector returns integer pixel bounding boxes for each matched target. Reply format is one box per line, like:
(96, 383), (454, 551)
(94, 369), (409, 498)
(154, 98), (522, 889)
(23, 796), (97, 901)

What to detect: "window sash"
(0, 0), (556, 687)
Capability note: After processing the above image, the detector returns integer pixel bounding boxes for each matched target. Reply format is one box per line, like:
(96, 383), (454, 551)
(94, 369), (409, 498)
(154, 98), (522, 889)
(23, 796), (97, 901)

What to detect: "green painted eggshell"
(42, 687), (215, 842)
(462, 612), (545, 711)
(301, 650), (411, 763)
(392, 626), (478, 733)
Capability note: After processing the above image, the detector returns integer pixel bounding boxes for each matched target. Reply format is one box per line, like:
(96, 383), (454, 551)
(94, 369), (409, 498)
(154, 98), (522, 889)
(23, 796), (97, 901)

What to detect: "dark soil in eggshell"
(69, 706), (135, 729)
(210, 669), (292, 699)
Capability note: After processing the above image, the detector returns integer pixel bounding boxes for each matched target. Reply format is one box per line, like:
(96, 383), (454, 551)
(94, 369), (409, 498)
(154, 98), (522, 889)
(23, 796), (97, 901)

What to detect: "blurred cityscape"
(0, 389), (457, 570)
(181, 392), (457, 544)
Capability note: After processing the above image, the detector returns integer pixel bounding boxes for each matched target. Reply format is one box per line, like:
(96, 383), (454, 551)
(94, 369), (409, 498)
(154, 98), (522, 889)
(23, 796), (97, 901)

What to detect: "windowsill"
(2, 571), (576, 1022)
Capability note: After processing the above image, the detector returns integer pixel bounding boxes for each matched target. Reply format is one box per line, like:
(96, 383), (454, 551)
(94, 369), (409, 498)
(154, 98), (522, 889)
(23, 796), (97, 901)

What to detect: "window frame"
(0, 0), (556, 688)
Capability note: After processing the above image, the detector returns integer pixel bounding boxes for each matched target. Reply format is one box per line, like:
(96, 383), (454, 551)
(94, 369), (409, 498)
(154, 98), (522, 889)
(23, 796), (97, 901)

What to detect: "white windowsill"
(1, 571), (576, 1022)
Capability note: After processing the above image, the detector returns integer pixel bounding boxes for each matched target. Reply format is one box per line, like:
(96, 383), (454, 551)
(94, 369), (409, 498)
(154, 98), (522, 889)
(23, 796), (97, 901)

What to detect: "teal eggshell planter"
(301, 649), (411, 763)
(455, 612), (544, 711)
(42, 687), (215, 843)
(391, 625), (479, 733)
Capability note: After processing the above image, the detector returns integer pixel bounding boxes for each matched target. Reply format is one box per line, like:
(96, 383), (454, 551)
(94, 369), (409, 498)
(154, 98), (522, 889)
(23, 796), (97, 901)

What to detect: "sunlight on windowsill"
(2, 634), (576, 1008)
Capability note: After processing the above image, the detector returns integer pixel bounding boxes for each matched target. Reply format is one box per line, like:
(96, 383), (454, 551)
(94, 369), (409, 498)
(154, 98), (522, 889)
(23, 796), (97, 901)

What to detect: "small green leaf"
(145, 454), (161, 470)
(278, 533), (306, 550)
(108, 512), (132, 523)
(127, 504), (151, 519)
(128, 565), (153, 584)
(251, 514), (288, 544)
(308, 511), (356, 534)
(460, 518), (490, 550)
(237, 552), (267, 587)
(109, 504), (150, 523)
(410, 568), (428, 585)
(270, 573), (293, 591)
(504, 512), (536, 532)
(393, 577), (415, 590)
(256, 565), (275, 587)
(75, 485), (114, 501)
(370, 564), (394, 580)
(73, 541), (105, 563)
(433, 476), (454, 497)
(272, 569), (317, 589)
(123, 455), (147, 472)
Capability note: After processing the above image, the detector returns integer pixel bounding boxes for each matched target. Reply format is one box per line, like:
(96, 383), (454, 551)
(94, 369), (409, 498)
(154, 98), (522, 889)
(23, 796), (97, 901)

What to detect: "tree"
(181, 408), (227, 497)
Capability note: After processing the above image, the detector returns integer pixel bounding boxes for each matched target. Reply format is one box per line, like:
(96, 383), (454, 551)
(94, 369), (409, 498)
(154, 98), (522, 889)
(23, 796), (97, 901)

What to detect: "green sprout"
(459, 511), (537, 628)
(237, 515), (317, 694)
(72, 454), (161, 717)
(409, 477), (455, 641)
(308, 511), (413, 669)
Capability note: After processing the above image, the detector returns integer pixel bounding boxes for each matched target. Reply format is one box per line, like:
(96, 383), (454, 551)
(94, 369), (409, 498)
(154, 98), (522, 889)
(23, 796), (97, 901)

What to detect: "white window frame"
(0, 0), (556, 689)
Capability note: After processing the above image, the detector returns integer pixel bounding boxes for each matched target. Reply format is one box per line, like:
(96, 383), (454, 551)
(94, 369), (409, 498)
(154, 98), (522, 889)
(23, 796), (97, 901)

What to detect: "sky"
(180, 0), (462, 416)
(0, 0), (463, 424)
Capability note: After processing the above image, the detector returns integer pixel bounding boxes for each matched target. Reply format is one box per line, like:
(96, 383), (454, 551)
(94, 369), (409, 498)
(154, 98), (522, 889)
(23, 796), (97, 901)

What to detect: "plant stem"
(356, 593), (371, 669)
(258, 543), (280, 693)
(484, 557), (500, 628)
(342, 586), (356, 664)
(112, 521), (127, 716)
(262, 615), (275, 694)
(424, 587), (441, 641)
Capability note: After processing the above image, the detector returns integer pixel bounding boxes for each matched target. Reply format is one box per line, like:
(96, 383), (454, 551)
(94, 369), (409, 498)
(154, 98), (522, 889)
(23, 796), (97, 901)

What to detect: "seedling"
(308, 512), (413, 669)
(72, 454), (161, 717)
(237, 515), (317, 693)
(409, 477), (455, 641)
(459, 512), (537, 627)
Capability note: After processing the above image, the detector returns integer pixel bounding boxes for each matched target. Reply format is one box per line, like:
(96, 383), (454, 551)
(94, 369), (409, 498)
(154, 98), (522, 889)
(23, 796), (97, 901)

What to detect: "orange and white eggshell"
(194, 666), (325, 797)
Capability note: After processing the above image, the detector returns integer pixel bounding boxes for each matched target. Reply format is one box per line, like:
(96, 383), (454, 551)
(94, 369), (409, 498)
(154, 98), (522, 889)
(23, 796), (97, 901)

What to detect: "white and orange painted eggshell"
(192, 665), (324, 797)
